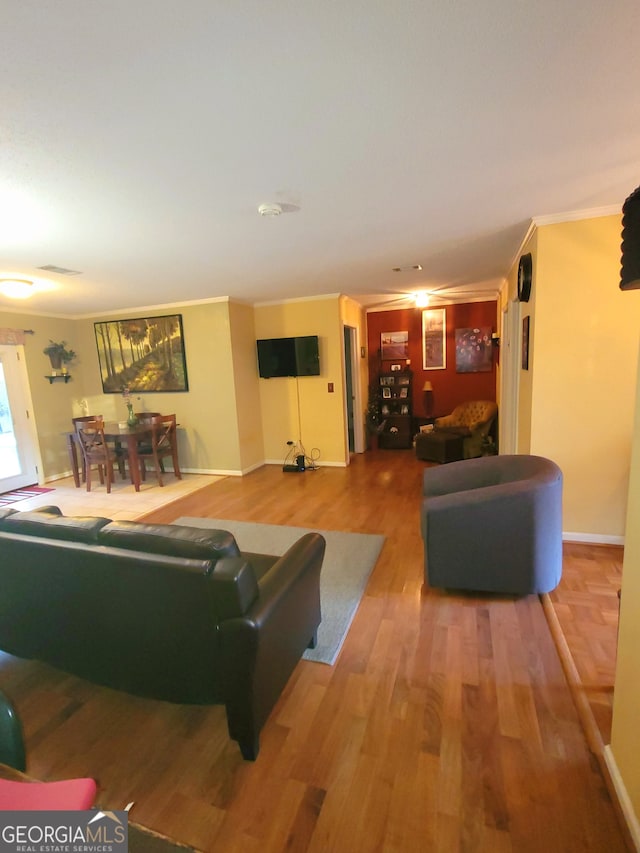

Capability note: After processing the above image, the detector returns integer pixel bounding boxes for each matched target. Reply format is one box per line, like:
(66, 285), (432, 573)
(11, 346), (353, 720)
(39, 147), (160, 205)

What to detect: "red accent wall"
(367, 301), (498, 418)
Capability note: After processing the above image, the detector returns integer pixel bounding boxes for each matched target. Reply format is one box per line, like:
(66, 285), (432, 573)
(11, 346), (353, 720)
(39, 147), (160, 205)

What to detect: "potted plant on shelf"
(43, 340), (76, 373)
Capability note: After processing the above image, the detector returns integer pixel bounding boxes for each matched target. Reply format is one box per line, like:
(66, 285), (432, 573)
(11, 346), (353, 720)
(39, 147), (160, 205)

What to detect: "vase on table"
(126, 403), (138, 427)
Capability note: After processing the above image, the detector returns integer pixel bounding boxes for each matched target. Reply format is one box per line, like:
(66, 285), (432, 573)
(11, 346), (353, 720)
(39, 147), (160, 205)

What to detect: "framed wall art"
(455, 327), (492, 373)
(522, 315), (530, 370)
(380, 331), (409, 360)
(94, 313), (189, 393)
(422, 308), (446, 370)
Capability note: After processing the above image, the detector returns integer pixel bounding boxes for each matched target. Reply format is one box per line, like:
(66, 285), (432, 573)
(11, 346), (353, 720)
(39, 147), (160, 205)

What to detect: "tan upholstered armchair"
(434, 400), (498, 459)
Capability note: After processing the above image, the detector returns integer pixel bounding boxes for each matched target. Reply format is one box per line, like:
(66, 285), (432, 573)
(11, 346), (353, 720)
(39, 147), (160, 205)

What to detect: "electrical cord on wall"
(282, 440), (319, 471)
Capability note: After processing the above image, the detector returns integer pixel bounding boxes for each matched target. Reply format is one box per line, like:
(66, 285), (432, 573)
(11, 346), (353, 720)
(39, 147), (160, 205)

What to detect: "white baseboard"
(604, 745), (640, 851)
(180, 466), (244, 477)
(563, 531), (625, 546)
(264, 459), (347, 469)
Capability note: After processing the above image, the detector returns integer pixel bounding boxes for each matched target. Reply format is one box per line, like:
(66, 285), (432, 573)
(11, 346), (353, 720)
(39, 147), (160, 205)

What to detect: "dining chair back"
(134, 411), (161, 422)
(74, 419), (118, 493)
(71, 415), (103, 483)
(138, 414), (182, 487)
(133, 412), (164, 471)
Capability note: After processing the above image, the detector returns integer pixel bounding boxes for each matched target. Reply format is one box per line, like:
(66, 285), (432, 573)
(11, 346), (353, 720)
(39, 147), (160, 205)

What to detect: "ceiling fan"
(364, 283), (499, 311)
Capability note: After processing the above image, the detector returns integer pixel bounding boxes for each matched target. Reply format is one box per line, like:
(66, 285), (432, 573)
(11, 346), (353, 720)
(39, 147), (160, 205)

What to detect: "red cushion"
(0, 777), (97, 810)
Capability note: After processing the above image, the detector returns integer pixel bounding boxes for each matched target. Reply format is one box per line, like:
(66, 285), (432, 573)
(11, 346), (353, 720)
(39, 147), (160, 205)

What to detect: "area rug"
(0, 485), (54, 507)
(174, 517), (385, 665)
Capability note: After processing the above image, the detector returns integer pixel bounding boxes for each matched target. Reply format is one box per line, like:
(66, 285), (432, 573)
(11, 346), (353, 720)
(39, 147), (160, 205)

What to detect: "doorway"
(0, 346), (40, 492)
(343, 325), (364, 456)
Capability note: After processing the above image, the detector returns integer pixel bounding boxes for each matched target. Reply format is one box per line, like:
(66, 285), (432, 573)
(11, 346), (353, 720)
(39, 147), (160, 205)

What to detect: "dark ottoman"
(415, 430), (464, 464)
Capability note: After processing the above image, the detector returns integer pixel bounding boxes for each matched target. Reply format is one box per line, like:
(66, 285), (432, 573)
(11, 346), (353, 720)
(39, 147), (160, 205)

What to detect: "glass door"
(0, 346), (39, 492)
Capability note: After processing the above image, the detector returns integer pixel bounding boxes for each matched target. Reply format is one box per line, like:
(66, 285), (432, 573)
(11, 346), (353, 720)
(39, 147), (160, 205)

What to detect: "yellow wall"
(228, 300), (265, 473)
(610, 339), (640, 833)
(506, 216), (640, 539)
(3, 294), (351, 478)
(73, 300), (245, 474)
(254, 296), (348, 465)
(509, 229), (538, 455)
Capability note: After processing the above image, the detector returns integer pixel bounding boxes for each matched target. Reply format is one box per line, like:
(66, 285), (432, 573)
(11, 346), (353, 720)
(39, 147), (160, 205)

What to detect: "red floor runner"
(0, 485), (54, 507)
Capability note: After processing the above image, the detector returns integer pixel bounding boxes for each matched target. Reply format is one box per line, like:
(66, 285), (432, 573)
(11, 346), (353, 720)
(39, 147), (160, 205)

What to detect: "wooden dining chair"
(71, 415), (103, 483)
(133, 412), (163, 469)
(138, 414), (182, 487)
(74, 419), (119, 493)
(134, 411), (161, 421)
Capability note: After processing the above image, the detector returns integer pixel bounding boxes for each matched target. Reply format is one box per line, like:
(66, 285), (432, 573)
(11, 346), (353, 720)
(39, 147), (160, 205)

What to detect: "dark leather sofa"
(0, 506), (325, 760)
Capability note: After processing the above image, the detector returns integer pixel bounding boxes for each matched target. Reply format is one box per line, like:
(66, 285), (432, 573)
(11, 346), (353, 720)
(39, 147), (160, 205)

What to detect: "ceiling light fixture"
(415, 291), (429, 308)
(0, 278), (34, 299)
(258, 203), (283, 217)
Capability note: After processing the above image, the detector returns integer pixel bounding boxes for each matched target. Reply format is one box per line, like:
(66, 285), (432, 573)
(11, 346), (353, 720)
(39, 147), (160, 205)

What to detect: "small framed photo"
(382, 387), (392, 399)
(400, 387), (408, 398)
(390, 363), (402, 372)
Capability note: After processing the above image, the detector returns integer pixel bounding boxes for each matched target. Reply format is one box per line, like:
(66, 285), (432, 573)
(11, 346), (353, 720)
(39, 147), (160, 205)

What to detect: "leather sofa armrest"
(210, 557), (259, 619)
(217, 532), (325, 758)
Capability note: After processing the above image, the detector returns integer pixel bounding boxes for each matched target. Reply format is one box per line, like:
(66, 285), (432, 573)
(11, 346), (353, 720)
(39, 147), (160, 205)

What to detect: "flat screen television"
(257, 335), (320, 378)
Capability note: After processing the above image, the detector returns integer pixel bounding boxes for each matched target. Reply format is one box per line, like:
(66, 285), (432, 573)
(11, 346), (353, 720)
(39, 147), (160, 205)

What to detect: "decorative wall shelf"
(45, 374), (71, 384)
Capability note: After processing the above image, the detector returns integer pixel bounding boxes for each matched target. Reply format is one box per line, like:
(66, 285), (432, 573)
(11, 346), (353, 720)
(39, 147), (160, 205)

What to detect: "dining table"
(66, 421), (156, 493)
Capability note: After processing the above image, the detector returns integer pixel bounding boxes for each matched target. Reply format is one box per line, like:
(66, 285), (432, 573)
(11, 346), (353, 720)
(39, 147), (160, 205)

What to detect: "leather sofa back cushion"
(98, 520), (240, 565)
(0, 510), (111, 543)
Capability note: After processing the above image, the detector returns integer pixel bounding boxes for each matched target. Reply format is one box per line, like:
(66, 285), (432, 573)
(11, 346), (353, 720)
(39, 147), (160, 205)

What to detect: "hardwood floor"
(0, 451), (630, 852)
(547, 542), (622, 749)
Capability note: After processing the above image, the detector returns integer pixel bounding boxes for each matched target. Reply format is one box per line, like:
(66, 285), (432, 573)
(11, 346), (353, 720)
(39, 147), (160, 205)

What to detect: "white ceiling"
(1, 1), (639, 318)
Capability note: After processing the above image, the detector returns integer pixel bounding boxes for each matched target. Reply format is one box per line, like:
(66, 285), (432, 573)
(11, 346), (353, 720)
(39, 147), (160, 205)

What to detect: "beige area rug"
(4, 473), (223, 521)
(175, 516), (385, 665)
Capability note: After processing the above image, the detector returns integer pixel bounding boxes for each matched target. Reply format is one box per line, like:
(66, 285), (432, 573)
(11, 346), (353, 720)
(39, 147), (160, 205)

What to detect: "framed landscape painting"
(94, 313), (189, 393)
(380, 331), (409, 360)
(422, 308), (446, 370)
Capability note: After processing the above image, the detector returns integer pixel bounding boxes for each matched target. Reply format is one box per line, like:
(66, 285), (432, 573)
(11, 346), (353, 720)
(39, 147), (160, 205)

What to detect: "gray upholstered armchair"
(421, 454), (563, 595)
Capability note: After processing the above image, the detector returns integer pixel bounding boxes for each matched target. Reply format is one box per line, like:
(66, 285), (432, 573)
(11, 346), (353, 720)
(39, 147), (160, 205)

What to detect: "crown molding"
(254, 292), (341, 308)
(532, 204), (621, 227)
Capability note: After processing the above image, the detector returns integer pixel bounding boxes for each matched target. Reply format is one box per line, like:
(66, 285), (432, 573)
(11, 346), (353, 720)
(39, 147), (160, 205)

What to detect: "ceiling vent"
(38, 265), (82, 275)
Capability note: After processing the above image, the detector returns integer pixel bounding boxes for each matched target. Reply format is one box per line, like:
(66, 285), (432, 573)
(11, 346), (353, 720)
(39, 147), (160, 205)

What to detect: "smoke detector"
(258, 203), (283, 217)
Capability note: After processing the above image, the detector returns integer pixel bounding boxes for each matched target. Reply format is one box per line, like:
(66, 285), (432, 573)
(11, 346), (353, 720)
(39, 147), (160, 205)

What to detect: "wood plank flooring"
(0, 451), (629, 852)
(547, 542), (622, 748)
